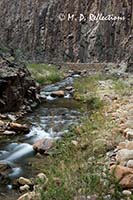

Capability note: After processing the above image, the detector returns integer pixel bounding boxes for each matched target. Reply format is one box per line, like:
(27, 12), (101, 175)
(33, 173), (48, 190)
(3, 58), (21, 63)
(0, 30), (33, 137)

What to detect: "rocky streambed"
(0, 74), (82, 199)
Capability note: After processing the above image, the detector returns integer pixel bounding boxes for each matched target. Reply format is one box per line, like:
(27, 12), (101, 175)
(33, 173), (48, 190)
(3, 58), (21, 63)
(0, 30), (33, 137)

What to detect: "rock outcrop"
(0, 55), (40, 113)
(0, 0), (132, 63)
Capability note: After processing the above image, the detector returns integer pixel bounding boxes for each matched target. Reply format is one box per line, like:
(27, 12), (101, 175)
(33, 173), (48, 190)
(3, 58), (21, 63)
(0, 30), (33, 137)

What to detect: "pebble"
(18, 177), (32, 186)
(19, 184), (30, 192)
(71, 140), (78, 146)
(127, 160), (133, 168)
(0, 120), (5, 126)
(122, 190), (132, 196)
(65, 86), (73, 91)
(116, 149), (133, 163)
(3, 130), (16, 135)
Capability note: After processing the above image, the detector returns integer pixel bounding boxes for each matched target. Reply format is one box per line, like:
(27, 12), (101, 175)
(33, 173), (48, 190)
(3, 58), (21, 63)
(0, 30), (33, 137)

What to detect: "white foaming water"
(6, 143), (19, 151)
(64, 93), (71, 99)
(26, 126), (51, 143)
(73, 74), (81, 78)
(9, 167), (23, 179)
(7, 184), (13, 190)
(6, 143), (34, 162)
(46, 95), (56, 101)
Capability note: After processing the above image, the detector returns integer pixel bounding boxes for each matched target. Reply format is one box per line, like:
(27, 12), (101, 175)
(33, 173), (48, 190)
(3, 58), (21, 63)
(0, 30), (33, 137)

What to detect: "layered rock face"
(0, 0), (132, 63)
(0, 55), (39, 112)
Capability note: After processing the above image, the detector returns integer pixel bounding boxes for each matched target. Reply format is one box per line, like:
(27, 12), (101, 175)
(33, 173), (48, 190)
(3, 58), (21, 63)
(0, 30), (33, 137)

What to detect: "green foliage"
(27, 63), (62, 85)
(0, 46), (9, 53)
(112, 79), (131, 96)
(73, 75), (102, 102)
(86, 96), (104, 110)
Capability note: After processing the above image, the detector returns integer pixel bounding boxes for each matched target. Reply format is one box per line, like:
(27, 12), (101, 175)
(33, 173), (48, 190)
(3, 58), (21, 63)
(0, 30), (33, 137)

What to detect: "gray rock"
(33, 138), (54, 154)
(122, 190), (132, 196)
(19, 184), (30, 192)
(3, 130), (16, 135)
(127, 160), (133, 168)
(116, 149), (133, 164)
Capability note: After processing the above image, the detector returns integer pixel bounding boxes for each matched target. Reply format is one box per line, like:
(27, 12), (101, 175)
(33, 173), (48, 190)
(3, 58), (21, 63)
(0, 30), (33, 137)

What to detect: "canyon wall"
(0, 0), (132, 63)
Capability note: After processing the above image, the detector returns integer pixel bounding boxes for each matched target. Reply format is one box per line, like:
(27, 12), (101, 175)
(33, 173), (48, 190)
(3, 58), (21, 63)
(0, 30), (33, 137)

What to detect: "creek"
(0, 76), (82, 199)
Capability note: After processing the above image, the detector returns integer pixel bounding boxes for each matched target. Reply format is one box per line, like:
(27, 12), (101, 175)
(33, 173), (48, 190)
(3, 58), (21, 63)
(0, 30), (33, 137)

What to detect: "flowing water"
(0, 76), (82, 199)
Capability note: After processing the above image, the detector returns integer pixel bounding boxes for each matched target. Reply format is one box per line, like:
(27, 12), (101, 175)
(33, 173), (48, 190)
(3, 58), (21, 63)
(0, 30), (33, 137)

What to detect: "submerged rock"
(0, 161), (11, 174)
(0, 161), (12, 183)
(51, 90), (65, 98)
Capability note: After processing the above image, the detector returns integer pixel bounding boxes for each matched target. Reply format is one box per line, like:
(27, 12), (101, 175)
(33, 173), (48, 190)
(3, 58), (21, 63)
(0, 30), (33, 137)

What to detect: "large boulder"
(33, 138), (54, 154)
(0, 55), (40, 113)
(0, 161), (11, 175)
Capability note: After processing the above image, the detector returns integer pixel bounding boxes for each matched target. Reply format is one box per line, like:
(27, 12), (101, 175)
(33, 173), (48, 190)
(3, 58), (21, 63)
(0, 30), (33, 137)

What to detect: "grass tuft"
(27, 63), (62, 85)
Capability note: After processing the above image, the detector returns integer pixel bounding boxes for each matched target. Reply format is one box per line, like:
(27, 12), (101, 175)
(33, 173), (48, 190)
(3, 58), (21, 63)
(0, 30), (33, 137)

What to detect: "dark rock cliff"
(0, 0), (132, 63)
(0, 55), (40, 113)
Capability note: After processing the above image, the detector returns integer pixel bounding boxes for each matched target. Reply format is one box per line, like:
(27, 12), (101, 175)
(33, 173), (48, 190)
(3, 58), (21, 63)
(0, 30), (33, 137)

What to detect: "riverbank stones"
(127, 160), (133, 168)
(116, 149), (133, 165)
(9, 122), (29, 133)
(18, 177), (32, 186)
(110, 165), (133, 188)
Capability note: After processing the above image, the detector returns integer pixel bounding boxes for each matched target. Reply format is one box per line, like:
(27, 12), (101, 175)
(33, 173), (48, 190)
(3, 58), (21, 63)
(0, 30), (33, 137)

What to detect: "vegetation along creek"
(0, 69), (85, 199)
(0, 60), (132, 200)
(0, 0), (132, 199)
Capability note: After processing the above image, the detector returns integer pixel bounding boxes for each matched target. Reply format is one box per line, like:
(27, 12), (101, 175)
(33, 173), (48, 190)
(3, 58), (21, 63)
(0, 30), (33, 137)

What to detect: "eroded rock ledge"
(0, 54), (40, 113)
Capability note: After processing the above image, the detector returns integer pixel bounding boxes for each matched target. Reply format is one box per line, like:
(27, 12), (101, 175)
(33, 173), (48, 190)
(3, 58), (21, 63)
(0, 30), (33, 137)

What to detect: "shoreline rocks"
(9, 122), (29, 134)
(108, 88), (133, 192)
(0, 55), (40, 113)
